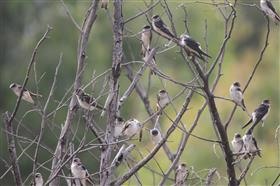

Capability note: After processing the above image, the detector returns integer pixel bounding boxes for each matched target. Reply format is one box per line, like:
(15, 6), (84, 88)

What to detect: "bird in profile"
(9, 83), (42, 104)
(157, 89), (170, 114)
(260, 0), (280, 23)
(101, 0), (109, 9)
(242, 129), (261, 158)
(150, 128), (162, 144)
(32, 173), (44, 186)
(75, 88), (105, 111)
(180, 34), (211, 61)
(71, 158), (94, 186)
(152, 15), (178, 41)
(231, 133), (245, 156)
(175, 163), (189, 186)
(141, 25), (152, 57)
(242, 99), (270, 131)
(121, 118), (143, 141)
(229, 82), (246, 111)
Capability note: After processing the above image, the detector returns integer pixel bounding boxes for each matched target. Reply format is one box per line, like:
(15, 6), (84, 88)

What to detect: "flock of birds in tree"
(7, 0), (278, 185)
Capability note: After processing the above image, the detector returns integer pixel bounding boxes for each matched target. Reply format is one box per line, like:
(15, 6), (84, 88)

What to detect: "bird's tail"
(200, 50), (212, 59)
(241, 100), (246, 111)
(242, 119), (252, 129)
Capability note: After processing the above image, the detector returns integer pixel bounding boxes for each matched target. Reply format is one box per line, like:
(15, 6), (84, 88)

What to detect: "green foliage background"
(0, 0), (279, 185)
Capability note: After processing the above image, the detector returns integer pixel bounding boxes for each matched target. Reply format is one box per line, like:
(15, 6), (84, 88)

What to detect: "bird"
(157, 89), (170, 113)
(242, 99), (270, 131)
(242, 129), (261, 157)
(150, 128), (162, 144)
(114, 116), (124, 138)
(33, 173), (44, 186)
(231, 133), (245, 154)
(229, 82), (246, 111)
(121, 118), (143, 141)
(9, 83), (42, 104)
(111, 144), (136, 167)
(71, 158), (94, 186)
(101, 0), (109, 9)
(175, 163), (189, 186)
(75, 88), (105, 111)
(152, 15), (178, 41)
(141, 25), (152, 57)
(260, 0), (280, 23)
(180, 34), (211, 61)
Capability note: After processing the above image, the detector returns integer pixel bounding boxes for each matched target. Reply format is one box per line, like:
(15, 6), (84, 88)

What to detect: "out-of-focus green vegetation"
(0, 0), (279, 185)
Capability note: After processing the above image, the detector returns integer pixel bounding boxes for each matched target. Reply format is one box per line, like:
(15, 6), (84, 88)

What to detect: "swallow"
(121, 118), (143, 141)
(114, 116), (124, 138)
(180, 34), (211, 61)
(75, 88), (105, 111)
(157, 89), (170, 113)
(229, 82), (246, 111)
(150, 128), (162, 144)
(33, 173), (44, 186)
(260, 0), (280, 23)
(71, 158), (94, 186)
(101, 0), (109, 9)
(242, 99), (270, 131)
(111, 144), (136, 167)
(231, 133), (245, 154)
(242, 129), (261, 157)
(175, 163), (189, 186)
(141, 25), (152, 57)
(152, 15), (178, 41)
(9, 83), (42, 104)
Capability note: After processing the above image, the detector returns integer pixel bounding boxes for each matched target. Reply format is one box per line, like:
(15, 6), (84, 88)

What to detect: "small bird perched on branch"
(231, 133), (245, 154)
(9, 83), (42, 104)
(260, 0), (280, 24)
(180, 34), (211, 61)
(157, 89), (170, 114)
(141, 25), (152, 57)
(121, 118), (143, 141)
(229, 82), (246, 111)
(111, 144), (136, 167)
(242, 99), (270, 131)
(175, 163), (189, 186)
(32, 173), (44, 186)
(242, 129), (261, 158)
(101, 0), (109, 9)
(71, 158), (94, 186)
(75, 88), (105, 111)
(152, 15), (178, 42)
(150, 128), (162, 145)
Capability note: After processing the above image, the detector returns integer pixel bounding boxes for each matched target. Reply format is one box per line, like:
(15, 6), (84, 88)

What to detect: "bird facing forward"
(229, 82), (246, 111)
(141, 25), (152, 57)
(71, 158), (94, 186)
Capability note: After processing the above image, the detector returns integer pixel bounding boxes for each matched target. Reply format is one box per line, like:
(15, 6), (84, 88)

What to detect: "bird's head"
(9, 83), (16, 89)
(72, 157), (81, 165)
(150, 128), (159, 136)
(234, 133), (241, 139)
(233, 82), (240, 87)
(158, 89), (167, 96)
(152, 15), (160, 22)
(35, 173), (42, 179)
(143, 25), (151, 31)
(263, 99), (270, 105)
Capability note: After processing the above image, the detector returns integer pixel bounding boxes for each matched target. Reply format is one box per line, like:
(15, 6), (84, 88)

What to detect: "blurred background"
(0, 0), (279, 185)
